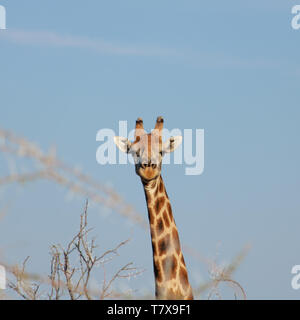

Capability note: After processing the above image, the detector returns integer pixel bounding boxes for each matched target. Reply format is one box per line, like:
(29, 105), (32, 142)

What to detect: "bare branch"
(3, 201), (143, 300)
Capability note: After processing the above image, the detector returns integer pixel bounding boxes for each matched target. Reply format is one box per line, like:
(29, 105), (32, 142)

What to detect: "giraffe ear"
(114, 136), (132, 153)
(162, 136), (182, 154)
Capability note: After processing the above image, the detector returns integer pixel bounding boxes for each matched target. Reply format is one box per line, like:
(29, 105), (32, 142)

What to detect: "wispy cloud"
(0, 28), (179, 57)
(0, 28), (294, 72)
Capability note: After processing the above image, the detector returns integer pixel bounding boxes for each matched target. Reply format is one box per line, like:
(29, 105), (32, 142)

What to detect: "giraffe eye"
(136, 150), (140, 157)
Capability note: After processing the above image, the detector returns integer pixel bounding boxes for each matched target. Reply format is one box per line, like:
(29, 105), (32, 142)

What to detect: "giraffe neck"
(142, 176), (193, 300)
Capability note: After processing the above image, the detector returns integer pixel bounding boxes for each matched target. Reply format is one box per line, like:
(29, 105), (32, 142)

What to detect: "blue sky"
(0, 0), (300, 299)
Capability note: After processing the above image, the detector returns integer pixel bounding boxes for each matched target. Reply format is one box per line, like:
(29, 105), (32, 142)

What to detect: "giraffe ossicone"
(114, 117), (194, 300)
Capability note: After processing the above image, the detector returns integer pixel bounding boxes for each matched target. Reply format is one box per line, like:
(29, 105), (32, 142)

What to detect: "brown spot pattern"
(152, 240), (157, 256)
(163, 210), (170, 228)
(159, 180), (164, 193)
(148, 207), (155, 225)
(162, 254), (178, 281)
(146, 192), (152, 205)
(150, 226), (155, 239)
(167, 202), (173, 221)
(156, 218), (164, 237)
(158, 234), (170, 256)
(172, 228), (181, 255)
(154, 261), (163, 283)
(155, 196), (165, 214)
(179, 267), (189, 291)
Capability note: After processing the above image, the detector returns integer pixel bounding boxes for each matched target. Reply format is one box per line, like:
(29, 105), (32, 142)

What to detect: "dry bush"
(2, 201), (143, 300)
(191, 245), (250, 300)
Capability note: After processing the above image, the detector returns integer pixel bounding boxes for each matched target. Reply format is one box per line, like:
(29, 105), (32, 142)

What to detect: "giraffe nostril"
(141, 163), (146, 169)
(151, 164), (157, 169)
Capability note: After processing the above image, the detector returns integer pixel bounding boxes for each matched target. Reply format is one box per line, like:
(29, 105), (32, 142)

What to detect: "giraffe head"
(114, 117), (182, 182)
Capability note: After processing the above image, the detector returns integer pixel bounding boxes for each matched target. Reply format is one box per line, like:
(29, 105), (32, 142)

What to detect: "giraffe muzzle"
(141, 162), (157, 169)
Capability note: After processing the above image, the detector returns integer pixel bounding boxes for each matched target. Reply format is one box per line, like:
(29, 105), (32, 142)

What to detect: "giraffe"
(114, 117), (193, 300)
